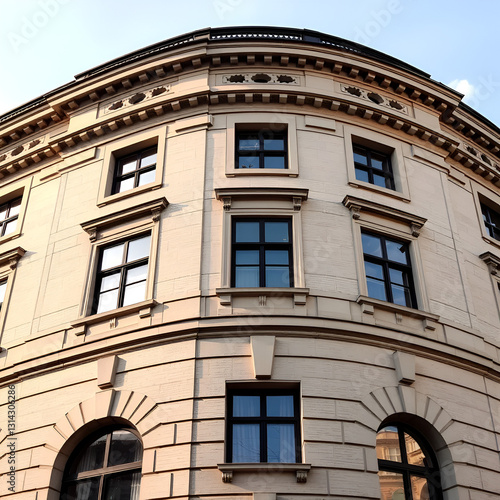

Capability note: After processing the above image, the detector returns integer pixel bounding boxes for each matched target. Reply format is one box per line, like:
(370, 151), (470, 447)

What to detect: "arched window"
(376, 423), (442, 500)
(60, 427), (142, 500)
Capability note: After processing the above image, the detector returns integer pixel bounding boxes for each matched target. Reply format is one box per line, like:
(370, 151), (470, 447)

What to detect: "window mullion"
(261, 395), (267, 462)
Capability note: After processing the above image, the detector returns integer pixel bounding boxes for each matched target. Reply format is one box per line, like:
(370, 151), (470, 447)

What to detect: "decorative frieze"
(340, 83), (408, 115)
(102, 85), (171, 116)
(222, 73), (299, 85)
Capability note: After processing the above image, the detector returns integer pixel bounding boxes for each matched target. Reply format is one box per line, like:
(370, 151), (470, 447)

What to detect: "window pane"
(391, 285), (411, 306)
(101, 243), (125, 270)
(266, 395), (294, 416)
(233, 424), (260, 462)
(266, 267), (290, 287)
(362, 233), (383, 257)
(239, 156), (260, 169)
(0, 280), (6, 306)
(102, 471), (142, 500)
(371, 157), (384, 170)
(61, 477), (100, 500)
(264, 156), (286, 169)
(122, 281), (146, 307)
(367, 277), (387, 301)
(138, 169), (156, 186)
(353, 150), (368, 165)
(97, 289), (119, 313)
(265, 222), (289, 242)
(373, 174), (386, 187)
(100, 272), (121, 293)
(239, 138), (259, 150)
(378, 474), (405, 500)
(233, 395), (260, 416)
(411, 476), (430, 500)
(117, 177), (135, 193)
(127, 235), (151, 262)
(265, 250), (289, 265)
(263, 139), (284, 150)
(376, 426), (401, 462)
(236, 250), (259, 265)
(140, 151), (157, 167)
(235, 267), (259, 287)
(108, 430), (142, 467)
(120, 158), (137, 175)
(405, 433), (426, 466)
(71, 434), (106, 474)
(386, 240), (409, 264)
(267, 423), (295, 463)
(389, 268), (405, 285)
(9, 198), (21, 217)
(126, 265), (148, 285)
(3, 219), (17, 236)
(365, 261), (384, 280)
(355, 167), (369, 183)
(0, 205), (8, 221)
(235, 222), (260, 242)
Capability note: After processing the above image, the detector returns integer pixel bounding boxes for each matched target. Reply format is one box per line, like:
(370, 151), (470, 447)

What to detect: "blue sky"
(1, 0), (499, 127)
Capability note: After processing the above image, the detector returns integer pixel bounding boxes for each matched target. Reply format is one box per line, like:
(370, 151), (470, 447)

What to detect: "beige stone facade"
(0, 27), (499, 500)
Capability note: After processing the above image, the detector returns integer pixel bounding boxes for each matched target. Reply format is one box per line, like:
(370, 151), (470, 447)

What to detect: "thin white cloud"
(448, 79), (476, 101)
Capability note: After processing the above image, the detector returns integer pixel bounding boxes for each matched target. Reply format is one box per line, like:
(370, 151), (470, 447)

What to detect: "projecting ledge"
(217, 463), (311, 483)
(216, 287), (309, 306)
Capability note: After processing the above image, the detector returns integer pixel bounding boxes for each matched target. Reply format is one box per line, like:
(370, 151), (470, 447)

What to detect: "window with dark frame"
(93, 234), (151, 314)
(377, 423), (443, 500)
(362, 231), (417, 308)
(112, 146), (157, 194)
(60, 427), (142, 500)
(236, 129), (288, 169)
(353, 144), (395, 190)
(481, 202), (500, 241)
(227, 387), (301, 464)
(0, 197), (21, 237)
(232, 218), (293, 288)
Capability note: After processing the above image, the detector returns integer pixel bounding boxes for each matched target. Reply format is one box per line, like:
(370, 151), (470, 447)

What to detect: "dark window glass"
(377, 424), (442, 500)
(362, 232), (417, 308)
(481, 202), (500, 241)
(60, 428), (142, 500)
(353, 145), (395, 190)
(113, 146), (157, 194)
(236, 129), (287, 169)
(93, 234), (150, 314)
(227, 388), (301, 463)
(0, 197), (21, 237)
(232, 218), (293, 288)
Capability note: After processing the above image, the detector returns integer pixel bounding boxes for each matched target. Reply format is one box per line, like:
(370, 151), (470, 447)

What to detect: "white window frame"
(97, 125), (167, 207)
(72, 197), (168, 335)
(472, 183), (500, 249)
(215, 188), (309, 306)
(344, 124), (411, 201)
(225, 113), (299, 177)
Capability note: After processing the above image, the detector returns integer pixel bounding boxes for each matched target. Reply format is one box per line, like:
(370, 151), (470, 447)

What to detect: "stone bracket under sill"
(71, 299), (158, 336)
(216, 287), (310, 306)
(217, 463), (311, 483)
(357, 295), (440, 331)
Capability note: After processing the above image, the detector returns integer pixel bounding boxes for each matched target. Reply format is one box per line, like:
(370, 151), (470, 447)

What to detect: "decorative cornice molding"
(479, 251), (500, 275)
(0, 246), (26, 270)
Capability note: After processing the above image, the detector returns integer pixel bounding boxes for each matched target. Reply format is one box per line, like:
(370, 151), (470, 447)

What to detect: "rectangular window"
(236, 130), (288, 170)
(0, 279), (7, 311)
(112, 146), (157, 194)
(481, 202), (500, 241)
(93, 233), (151, 314)
(362, 231), (417, 308)
(353, 144), (395, 190)
(0, 197), (22, 237)
(232, 218), (293, 288)
(227, 388), (301, 463)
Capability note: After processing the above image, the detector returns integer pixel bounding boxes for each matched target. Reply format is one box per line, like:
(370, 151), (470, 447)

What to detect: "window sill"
(348, 180), (410, 202)
(226, 169), (298, 177)
(217, 463), (311, 483)
(357, 295), (439, 330)
(97, 181), (161, 207)
(71, 299), (157, 336)
(216, 287), (309, 306)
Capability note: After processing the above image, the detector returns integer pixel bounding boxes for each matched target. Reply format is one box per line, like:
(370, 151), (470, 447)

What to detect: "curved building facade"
(0, 27), (499, 500)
